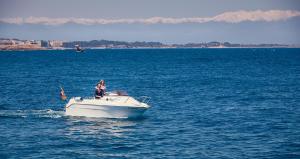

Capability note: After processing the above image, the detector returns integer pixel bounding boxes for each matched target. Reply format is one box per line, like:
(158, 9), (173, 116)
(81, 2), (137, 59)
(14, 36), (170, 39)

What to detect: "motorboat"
(65, 92), (150, 118)
(75, 44), (84, 52)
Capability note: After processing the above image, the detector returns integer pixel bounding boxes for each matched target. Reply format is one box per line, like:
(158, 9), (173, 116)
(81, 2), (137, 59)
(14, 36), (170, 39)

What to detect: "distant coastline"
(0, 38), (299, 51)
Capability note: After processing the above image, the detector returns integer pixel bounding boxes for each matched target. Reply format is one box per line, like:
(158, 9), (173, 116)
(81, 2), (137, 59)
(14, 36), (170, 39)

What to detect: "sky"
(0, 0), (300, 44)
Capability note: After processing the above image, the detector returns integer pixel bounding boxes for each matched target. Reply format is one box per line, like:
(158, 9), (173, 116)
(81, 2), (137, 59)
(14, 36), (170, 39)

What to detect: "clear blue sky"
(0, 0), (300, 44)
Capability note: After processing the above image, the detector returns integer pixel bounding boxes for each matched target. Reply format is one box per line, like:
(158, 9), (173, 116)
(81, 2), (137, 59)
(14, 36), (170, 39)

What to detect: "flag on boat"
(60, 87), (67, 101)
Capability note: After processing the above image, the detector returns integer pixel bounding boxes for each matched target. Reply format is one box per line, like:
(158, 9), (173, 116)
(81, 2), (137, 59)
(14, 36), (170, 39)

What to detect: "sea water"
(0, 48), (299, 158)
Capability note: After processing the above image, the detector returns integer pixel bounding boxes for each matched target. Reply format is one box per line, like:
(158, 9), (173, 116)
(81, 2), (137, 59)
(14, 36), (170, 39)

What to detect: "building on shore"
(49, 40), (63, 48)
(27, 40), (41, 47)
(0, 39), (43, 50)
(0, 39), (14, 45)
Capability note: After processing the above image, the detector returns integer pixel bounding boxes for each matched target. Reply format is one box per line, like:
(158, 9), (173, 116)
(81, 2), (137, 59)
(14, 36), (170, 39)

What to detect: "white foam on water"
(0, 109), (65, 119)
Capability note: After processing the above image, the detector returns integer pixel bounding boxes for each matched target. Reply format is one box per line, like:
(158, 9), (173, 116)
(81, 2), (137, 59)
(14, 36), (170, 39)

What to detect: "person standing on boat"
(95, 83), (102, 99)
(99, 80), (106, 97)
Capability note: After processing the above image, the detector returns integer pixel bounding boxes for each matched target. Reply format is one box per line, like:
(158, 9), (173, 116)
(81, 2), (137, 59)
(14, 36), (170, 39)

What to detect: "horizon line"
(1, 37), (299, 45)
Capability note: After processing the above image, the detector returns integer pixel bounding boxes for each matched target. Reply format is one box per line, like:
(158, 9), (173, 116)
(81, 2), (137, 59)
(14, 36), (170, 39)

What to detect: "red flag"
(60, 87), (67, 101)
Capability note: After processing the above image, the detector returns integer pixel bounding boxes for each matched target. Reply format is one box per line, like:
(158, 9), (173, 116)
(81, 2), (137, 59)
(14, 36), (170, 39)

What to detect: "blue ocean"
(0, 48), (299, 159)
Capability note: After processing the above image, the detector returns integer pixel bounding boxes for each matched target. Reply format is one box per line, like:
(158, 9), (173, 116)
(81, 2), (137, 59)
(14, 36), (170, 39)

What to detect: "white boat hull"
(65, 96), (150, 118)
(66, 104), (148, 118)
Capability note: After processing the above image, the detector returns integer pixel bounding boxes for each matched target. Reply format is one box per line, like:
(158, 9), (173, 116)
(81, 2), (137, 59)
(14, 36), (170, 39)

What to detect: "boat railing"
(138, 96), (151, 104)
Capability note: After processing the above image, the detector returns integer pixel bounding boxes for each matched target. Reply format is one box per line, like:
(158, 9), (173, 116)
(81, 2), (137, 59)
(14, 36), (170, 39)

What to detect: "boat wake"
(0, 109), (65, 119)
